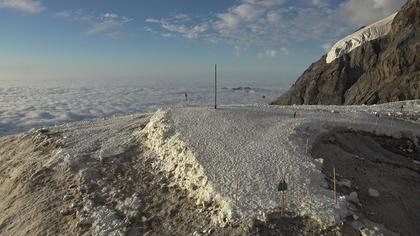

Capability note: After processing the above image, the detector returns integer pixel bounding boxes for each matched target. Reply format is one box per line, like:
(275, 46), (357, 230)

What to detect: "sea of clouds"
(0, 80), (286, 136)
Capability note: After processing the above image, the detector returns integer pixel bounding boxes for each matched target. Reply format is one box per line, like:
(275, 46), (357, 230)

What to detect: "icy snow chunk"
(368, 188), (380, 198)
(348, 192), (359, 204)
(326, 12), (397, 63)
(337, 179), (351, 189)
(77, 200), (126, 236)
(115, 194), (142, 219)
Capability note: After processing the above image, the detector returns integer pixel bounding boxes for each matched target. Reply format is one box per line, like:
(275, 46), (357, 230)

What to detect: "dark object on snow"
(272, 0), (420, 105)
(293, 112), (297, 118)
(185, 92), (188, 101)
(277, 178), (288, 192)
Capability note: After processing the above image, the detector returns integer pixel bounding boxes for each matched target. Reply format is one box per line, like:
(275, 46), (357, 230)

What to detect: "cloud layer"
(338, 0), (406, 26)
(145, 0), (405, 51)
(54, 10), (133, 37)
(0, 0), (45, 13)
(0, 84), (283, 136)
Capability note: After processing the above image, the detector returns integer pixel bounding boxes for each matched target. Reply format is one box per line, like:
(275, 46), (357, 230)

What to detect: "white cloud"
(321, 42), (332, 52)
(145, 18), (160, 23)
(103, 12), (118, 18)
(244, 0), (286, 7)
(85, 20), (123, 36)
(310, 0), (329, 7)
(55, 10), (133, 37)
(338, 0), (405, 26)
(0, 0), (45, 13)
(145, 16), (208, 39)
(145, 0), (406, 52)
(266, 11), (282, 24)
(174, 13), (190, 21)
(258, 49), (278, 59)
(280, 47), (289, 55)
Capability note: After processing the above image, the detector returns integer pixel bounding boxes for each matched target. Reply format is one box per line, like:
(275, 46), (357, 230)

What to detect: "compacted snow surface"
(141, 102), (420, 226)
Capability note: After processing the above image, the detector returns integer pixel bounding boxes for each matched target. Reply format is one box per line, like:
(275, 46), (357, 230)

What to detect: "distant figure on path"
(185, 92), (188, 102)
(260, 95), (268, 106)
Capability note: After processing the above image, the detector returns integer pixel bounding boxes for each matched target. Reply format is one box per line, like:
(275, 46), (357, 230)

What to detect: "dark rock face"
(272, 0), (420, 105)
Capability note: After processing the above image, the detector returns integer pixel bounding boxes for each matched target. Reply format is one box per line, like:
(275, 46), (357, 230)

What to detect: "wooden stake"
(214, 64), (217, 109)
(306, 138), (309, 154)
(333, 167), (337, 204)
(235, 175), (239, 207)
(280, 191), (285, 216)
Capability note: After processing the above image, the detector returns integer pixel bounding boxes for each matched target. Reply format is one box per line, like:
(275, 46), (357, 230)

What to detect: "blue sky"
(0, 0), (405, 84)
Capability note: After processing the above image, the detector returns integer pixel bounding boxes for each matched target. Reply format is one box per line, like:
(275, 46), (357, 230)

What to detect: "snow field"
(137, 110), (232, 225)
(139, 103), (420, 227)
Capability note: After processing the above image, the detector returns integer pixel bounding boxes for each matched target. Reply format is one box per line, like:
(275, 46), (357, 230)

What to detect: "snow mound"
(138, 110), (232, 225)
(326, 12), (397, 63)
(141, 107), (351, 226)
(139, 103), (420, 226)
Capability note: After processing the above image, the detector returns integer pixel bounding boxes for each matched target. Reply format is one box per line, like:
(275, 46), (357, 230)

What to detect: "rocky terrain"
(311, 128), (420, 236)
(272, 0), (419, 105)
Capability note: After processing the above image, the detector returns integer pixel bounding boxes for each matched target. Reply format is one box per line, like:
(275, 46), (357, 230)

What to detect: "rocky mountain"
(272, 0), (419, 105)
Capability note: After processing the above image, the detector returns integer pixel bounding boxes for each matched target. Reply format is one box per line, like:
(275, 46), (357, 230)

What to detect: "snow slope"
(141, 102), (420, 226)
(326, 12), (397, 63)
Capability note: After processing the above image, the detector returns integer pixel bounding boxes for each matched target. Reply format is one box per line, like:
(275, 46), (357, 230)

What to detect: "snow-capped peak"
(326, 12), (398, 64)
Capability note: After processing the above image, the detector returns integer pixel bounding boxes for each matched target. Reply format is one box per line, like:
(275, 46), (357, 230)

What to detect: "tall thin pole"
(281, 191), (285, 216)
(333, 167), (337, 204)
(214, 64), (217, 109)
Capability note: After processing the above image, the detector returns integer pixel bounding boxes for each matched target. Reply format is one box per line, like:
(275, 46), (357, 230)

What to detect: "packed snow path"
(141, 103), (420, 226)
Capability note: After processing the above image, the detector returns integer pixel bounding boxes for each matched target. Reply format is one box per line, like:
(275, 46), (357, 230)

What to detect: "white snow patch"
(141, 107), (350, 226)
(77, 199), (126, 236)
(137, 110), (231, 225)
(326, 12), (397, 63)
(138, 103), (420, 226)
(368, 188), (380, 198)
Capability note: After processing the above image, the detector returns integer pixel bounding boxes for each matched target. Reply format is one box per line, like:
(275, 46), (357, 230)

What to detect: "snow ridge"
(138, 110), (232, 225)
(326, 12), (397, 63)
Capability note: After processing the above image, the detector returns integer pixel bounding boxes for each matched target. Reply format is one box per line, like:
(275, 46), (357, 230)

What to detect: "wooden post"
(277, 177), (288, 216)
(235, 175), (239, 207)
(214, 64), (217, 109)
(333, 167), (337, 204)
(280, 191), (285, 216)
(306, 138), (309, 154)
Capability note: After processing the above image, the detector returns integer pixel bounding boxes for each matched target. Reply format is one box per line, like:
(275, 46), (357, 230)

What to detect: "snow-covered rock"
(337, 179), (351, 189)
(326, 12), (397, 63)
(348, 192), (359, 204)
(368, 188), (380, 198)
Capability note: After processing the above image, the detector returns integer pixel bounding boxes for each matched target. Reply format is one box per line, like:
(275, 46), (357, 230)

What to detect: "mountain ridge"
(272, 0), (419, 105)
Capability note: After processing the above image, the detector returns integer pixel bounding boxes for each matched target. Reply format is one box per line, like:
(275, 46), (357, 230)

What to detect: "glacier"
(326, 12), (398, 63)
